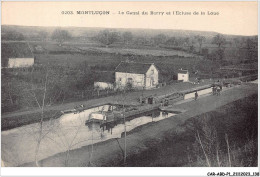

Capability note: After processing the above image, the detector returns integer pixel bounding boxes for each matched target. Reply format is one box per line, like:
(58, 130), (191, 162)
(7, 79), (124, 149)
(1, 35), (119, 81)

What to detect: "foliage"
(212, 34), (226, 48)
(207, 49), (225, 62)
(186, 95), (258, 167)
(1, 65), (96, 113)
(38, 31), (48, 41)
(122, 32), (133, 44)
(97, 30), (120, 46)
(125, 82), (133, 91)
(2, 30), (25, 41)
(113, 95), (257, 167)
(51, 29), (72, 46)
(152, 34), (167, 45)
(194, 35), (206, 53)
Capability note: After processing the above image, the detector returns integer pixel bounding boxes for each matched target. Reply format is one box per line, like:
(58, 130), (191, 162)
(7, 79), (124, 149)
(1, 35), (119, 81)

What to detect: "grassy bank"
(1, 110), (62, 131)
(114, 94), (258, 167)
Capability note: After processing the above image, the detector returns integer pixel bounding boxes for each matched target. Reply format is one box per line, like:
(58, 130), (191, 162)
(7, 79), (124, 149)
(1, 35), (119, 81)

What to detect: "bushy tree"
(212, 34), (226, 48)
(194, 35), (206, 53)
(51, 29), (71, 46)
(97, 30), (120, 47)
(2, 30), (25, 41)
(152, 34), (167, 46)
(122, 32), (133, 45)
(38, 31), (48, 41)
(165, 37), (176, 46)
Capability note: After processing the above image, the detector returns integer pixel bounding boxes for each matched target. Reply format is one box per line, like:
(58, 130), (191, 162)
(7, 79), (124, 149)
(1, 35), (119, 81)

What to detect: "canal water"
(1, 105), (175, 166)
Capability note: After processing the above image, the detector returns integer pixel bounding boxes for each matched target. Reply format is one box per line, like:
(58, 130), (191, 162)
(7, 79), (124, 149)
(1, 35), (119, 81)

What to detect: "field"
(1, 25), (258, 114)
(1, 39), (252, 114)
(3, 40), (210, 114)
(77, 46), (198, 57)
(31, 41), (208, 80)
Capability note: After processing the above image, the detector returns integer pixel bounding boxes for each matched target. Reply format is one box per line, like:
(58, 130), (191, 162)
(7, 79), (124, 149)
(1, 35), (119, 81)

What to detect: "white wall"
(145, 64), (159, 89)
(178, 73), (189, 82)
(8, 58), (34, 68)
(115, 72), (145, 89)
(115, 64), (159, 90)
(94, 82), (114, 90)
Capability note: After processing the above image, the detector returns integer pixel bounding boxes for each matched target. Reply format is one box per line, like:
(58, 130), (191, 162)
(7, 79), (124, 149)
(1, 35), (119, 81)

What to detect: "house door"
(146, 78), (150, 87)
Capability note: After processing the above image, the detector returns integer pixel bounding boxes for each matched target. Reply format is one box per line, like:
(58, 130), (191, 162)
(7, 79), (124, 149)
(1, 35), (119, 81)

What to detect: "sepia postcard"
(1, 1), (259, 176)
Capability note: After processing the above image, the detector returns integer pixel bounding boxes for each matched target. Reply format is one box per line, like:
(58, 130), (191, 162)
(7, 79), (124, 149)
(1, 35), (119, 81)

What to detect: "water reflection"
(88, 109), (174, 138)
(1, 105), (175, 166)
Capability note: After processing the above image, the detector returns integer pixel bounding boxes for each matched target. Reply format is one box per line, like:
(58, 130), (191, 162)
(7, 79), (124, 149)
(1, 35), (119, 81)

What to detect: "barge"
(85, 104), (160, 126)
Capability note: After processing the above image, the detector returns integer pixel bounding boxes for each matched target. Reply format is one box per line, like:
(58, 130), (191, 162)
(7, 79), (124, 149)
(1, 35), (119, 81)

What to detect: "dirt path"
(21, 83), (257, 167)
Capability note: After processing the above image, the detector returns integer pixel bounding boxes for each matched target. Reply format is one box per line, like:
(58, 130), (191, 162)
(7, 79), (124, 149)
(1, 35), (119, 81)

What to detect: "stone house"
(115, 61), (159, 90)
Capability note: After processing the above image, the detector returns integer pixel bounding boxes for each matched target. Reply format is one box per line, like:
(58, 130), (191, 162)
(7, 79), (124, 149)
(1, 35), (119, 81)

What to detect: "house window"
(151, 69), (154, 74)
(119, 78), (122, 82)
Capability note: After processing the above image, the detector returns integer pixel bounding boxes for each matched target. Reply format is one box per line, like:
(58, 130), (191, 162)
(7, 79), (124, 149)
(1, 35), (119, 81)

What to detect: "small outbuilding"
(2, 42), (34, 68)
(178, 69), (189, 82)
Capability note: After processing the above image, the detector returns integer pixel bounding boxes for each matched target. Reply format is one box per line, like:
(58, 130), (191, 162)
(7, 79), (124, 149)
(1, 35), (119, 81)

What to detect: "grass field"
(32, 41), (206, 79)
(78, 46), (198, 57)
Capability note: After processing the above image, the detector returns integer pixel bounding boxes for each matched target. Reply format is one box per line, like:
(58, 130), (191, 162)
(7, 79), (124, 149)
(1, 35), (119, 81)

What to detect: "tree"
(212, 34), (226, 48)
(97, 30), (120, 47)
(125, 82), (133, 91)
(152, 34), (167, 46)
(245, 37), (257, 61)
(38, 31), (48, 41)
(51, 29), (71, 46)
(122, 32), (133, 45)
(201, 48), (209, 58)
(194, 35), (206, 53)
(2, 30), (25, 41)
(134, 36), (149, 45)
(165, 37), (176, 46)
(25, 69), (49, 167)
(210, 49), (225, 61)
(183, 37), (190, 46)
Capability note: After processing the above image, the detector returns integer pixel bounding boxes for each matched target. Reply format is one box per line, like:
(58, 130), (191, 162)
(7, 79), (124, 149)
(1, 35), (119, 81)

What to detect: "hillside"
(2, 25), (256, 40)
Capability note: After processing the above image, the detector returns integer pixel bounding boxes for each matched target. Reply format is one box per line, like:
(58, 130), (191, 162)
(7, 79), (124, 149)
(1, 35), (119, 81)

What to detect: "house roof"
(115, 61), (155, 74)
(1, 42), (34, 67)
(178, 69), (189, 74)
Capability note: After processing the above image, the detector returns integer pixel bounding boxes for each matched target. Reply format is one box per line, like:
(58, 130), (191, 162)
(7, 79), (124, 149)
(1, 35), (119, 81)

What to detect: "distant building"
(2, 42), (34, 68)
(115, 61), (159, 90)
(178, 69), (189, 82)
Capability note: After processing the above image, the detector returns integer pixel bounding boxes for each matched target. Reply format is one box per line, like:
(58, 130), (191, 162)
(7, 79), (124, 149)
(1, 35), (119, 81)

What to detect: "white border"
(1, 0), (259, 177)
(1, 167), (260, 176)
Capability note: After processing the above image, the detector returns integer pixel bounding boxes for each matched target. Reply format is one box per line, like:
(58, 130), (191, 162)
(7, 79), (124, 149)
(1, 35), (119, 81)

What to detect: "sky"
(1, 1), (258, 36)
